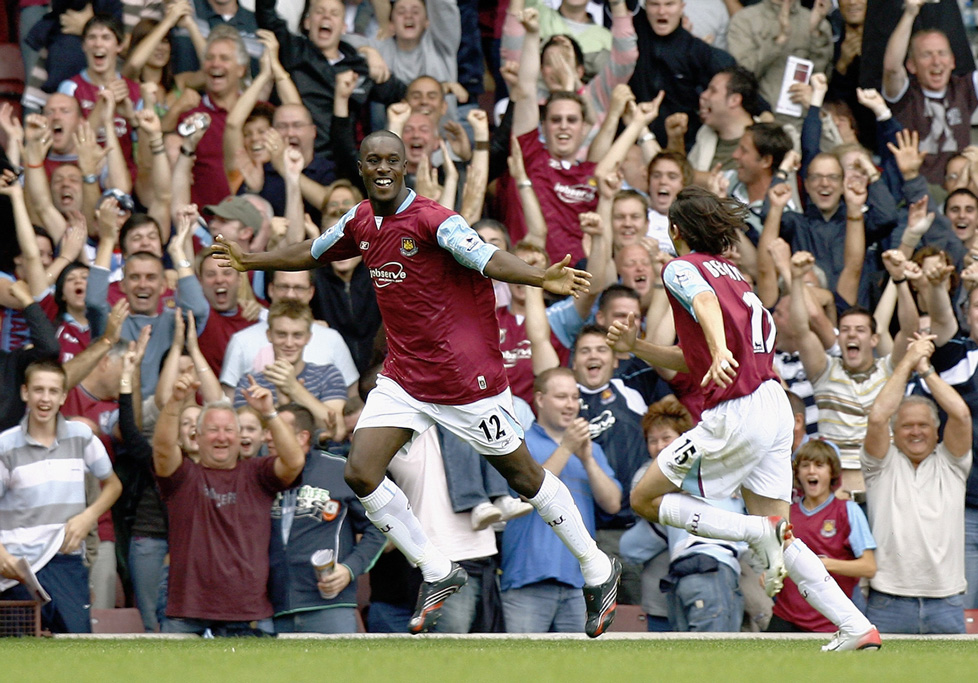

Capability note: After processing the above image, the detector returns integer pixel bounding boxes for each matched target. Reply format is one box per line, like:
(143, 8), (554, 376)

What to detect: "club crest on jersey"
(820, 519), (838, 538)
(400, 237), (418, 256)
(599, 388), (615, 405)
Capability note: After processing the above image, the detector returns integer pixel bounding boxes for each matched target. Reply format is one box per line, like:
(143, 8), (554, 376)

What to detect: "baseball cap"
(204, 196), (263, 234)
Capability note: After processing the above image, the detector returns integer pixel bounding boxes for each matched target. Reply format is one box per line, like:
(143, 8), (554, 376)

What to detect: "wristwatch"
(82, 174), (98, 184)
(177, 259), (191, 270)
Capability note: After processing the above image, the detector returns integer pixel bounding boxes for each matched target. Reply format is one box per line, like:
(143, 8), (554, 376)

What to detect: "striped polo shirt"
(811, 355), (893, 470)
(0, 415), (112, 591)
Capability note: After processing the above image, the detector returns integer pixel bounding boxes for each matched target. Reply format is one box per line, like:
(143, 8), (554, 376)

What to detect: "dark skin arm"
(483, 250), (591, 298)
(216, 231), (593, 298)
(213, 236), (319, 272)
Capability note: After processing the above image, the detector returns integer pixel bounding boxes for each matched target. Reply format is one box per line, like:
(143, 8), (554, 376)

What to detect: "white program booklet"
(14, 557), (51, 604)
(775, 56), (814, 118)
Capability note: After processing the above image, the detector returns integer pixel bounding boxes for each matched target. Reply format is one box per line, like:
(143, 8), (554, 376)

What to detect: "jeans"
(867, 589), (966, 634)
(128, 536), (168, 632)
(273, 608), (358, 634)
(596, 528), (642, 606)
(646, 615), (672, 632)
(162, 616), (275, 636)
(431, 570), (482, 633)
(366, 601), (412, 633)
(89, 540), (116, 609)
(965, 506), (978, 609)
(501, 581), (585, 633)
(0, 554), (90, 633)
(665, 563), (744, 632)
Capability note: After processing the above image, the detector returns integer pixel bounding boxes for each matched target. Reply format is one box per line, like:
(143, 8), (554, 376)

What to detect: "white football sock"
(784, 538), (873, 634)
(529, 470), (611, 585)
(359, 477), (452, 582)
(659, 493), (769, 543)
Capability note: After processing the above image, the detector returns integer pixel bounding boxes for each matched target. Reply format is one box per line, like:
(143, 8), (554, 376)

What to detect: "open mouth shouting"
(208, 67), (228, 90)
(314, 20), (335, 47)
(92, 49), (109, 71)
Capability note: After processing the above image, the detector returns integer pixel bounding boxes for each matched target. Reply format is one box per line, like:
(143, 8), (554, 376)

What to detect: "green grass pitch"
(1, 637), (975, 682)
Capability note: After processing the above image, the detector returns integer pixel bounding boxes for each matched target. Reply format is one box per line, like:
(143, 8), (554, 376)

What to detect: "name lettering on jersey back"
(702, 260), (746, 282)
(369, 261), (407, 287)
(553, 181), (598, 205)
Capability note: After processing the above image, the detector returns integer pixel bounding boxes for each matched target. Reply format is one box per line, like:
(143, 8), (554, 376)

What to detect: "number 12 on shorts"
(478, 414), (507, 442)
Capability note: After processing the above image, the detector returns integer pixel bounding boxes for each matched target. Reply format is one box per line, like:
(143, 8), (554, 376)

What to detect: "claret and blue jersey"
(311, 190), (510, 405)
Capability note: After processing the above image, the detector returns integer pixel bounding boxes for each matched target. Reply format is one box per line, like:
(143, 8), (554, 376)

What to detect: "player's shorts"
(655, 379), (793, 502)
(355, 375), (525, 456)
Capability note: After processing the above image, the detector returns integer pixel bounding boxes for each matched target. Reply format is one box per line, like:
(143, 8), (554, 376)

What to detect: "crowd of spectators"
(0, 0), (976, 636)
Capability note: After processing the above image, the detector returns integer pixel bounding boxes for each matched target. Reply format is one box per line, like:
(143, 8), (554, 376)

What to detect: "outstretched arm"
(882, 0), (922, 100)
(836, 176), (867, 307)
(124, 1), (191, 80)
(922, 357), (973, 458)
(788, 251), (829, 380)
(243, 375), (304, 485)
(224, 44), (273, 179)
(508, 134), (546, 250)
(214, 236), (319, 272)
(511, 8), (542, 137)
(154, 373), (198, 477)
(63, 299), (129, 391)
(459, 109), (490, 225)
(23, 115), (67, 241)
(1, 177), (49, 298)
(864, 334), (935, 459)
(483, 250), (591, 299)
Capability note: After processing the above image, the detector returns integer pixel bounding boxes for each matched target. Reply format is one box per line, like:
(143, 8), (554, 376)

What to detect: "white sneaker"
(750, 516), (788, 597)
(821, 626), (882, 652)
(471, 502), (503, 531)
(493, 496), (534, 521)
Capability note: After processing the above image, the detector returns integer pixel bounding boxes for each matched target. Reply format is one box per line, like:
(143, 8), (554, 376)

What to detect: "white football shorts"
(655, 379), (793, 502)
(355, 375), (525, 456)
